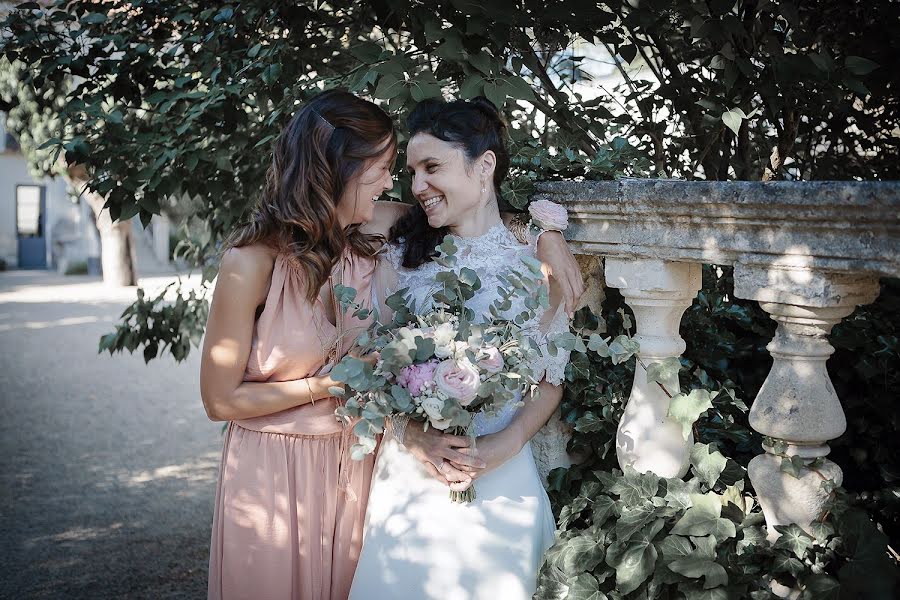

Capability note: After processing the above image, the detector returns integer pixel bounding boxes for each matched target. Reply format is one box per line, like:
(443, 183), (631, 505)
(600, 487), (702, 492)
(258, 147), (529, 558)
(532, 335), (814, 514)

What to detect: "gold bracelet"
(305, 378), (315, 405)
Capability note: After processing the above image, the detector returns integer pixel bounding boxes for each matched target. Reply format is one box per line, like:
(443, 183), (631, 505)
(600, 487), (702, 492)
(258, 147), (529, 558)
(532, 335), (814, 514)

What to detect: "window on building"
(16, 185), (44, 237)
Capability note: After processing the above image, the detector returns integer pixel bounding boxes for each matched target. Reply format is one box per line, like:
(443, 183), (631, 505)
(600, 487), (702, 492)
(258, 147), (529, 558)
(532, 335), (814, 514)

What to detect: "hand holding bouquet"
(330, 237), (550, 502)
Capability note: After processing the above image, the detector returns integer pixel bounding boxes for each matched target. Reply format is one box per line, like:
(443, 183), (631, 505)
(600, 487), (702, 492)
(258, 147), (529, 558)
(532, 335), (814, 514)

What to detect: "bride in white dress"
(349, 98), (572, 600)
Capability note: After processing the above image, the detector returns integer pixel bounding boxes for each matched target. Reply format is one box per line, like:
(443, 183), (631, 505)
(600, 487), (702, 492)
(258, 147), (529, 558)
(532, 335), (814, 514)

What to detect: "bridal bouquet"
(330, 236), (550, 502)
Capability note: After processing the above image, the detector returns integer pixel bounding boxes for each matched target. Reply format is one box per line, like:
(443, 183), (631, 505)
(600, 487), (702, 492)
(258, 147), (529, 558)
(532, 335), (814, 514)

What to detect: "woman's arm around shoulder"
(362, 200), (411, 238)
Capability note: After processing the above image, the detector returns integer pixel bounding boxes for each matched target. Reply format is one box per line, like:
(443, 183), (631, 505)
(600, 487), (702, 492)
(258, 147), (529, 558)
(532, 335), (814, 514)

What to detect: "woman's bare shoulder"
(221, 243), (276, 272)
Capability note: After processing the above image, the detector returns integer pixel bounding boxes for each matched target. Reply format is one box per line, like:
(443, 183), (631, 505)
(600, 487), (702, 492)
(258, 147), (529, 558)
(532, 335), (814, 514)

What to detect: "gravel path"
(0, 271), (221, 599)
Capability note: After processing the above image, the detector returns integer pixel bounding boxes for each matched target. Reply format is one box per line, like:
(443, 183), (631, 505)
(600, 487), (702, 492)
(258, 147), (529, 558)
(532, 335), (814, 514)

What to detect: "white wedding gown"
(349, 223), (571, 600)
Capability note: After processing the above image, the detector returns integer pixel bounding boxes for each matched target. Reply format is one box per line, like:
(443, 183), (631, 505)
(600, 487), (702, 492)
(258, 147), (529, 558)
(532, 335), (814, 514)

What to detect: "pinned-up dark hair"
(390, 97), (510, 268)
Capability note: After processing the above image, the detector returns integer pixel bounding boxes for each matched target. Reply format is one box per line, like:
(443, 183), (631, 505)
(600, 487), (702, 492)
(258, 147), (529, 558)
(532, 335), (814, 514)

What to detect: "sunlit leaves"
(668, 389), (713, 440)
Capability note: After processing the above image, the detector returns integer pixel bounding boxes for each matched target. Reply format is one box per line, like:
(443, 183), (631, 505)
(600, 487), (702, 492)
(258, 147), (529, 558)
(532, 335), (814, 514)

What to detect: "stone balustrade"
(533, 178), (900, 540)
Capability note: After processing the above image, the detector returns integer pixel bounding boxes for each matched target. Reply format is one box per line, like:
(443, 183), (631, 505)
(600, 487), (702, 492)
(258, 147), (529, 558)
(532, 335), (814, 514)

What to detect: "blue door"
(16, 184), (47, 269)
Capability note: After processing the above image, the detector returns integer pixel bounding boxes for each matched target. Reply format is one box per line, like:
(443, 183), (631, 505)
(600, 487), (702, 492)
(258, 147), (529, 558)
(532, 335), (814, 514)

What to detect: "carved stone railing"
(533, 179), (900, 540)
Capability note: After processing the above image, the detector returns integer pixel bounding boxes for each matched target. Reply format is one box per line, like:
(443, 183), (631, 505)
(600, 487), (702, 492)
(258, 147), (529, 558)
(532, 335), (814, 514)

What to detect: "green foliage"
(546, 274), (898, 597)
(97, 282), (209, 363)
(539, 449), (897, 599)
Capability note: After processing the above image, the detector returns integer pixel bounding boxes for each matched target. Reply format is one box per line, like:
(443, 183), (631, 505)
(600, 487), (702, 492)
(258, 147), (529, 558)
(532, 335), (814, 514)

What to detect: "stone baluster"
(605, 258), (702, 478)
(734, 264), (880, 539)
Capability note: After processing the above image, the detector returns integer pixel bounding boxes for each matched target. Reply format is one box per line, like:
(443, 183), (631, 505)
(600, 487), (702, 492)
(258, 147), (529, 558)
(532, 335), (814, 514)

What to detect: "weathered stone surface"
(606, 258), (701, 478)
(534, 179), (900, 276)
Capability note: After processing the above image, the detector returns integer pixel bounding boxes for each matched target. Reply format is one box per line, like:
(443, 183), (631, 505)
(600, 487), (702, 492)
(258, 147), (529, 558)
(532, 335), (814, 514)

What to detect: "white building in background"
(0, 111), (98, 272)
(0, 112), (171, 274)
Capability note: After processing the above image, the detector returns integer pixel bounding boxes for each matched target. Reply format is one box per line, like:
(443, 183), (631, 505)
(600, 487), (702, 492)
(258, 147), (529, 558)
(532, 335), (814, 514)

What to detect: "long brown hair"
(229, 89), (396, 301)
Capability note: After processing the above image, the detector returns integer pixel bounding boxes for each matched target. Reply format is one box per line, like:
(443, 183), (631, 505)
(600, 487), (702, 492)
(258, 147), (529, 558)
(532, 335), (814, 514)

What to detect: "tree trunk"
(88, 193), (137, 286)
(67, 165), (137, 286)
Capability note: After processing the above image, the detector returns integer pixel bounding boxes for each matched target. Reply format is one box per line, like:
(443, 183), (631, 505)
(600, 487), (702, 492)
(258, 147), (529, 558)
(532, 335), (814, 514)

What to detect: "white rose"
(420, 396), (446, 422)
(452, 340), (472, 359)
(431, 323), (456, 358)
(430, 417), (452, 430)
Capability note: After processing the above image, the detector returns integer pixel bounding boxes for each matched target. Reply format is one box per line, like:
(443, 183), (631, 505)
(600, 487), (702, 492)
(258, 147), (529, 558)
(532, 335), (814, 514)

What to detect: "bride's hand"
(402, 424), (486, 491)
(535, 231), (583, 315)
(448, 428), (523, 486)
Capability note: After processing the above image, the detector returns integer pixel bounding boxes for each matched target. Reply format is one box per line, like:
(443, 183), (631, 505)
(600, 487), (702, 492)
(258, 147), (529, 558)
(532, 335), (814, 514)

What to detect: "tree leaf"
(844, 55), (879, 76)
(483, 80), (506, 110)
(721, 108), (744, 135)
(459, 74), (484, 99)
(374, 73), (406, 99)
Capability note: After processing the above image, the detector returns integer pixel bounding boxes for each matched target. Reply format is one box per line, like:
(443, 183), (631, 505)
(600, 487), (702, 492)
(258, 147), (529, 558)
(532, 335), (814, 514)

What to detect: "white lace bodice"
(382, 222), (571, 437)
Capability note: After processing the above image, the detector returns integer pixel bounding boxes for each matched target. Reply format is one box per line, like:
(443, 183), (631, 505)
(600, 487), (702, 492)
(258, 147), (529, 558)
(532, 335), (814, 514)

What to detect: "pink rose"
(433, 359), (480, 406)
(397, 361), (438, 397)
(528, 199), (569, 231)
(477, 346), (504, 374)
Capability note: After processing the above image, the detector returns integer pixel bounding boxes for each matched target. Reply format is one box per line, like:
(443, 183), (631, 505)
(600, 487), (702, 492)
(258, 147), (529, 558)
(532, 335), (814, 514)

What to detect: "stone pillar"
(605, 258), (702, 478)
(734, 264), (880, 539)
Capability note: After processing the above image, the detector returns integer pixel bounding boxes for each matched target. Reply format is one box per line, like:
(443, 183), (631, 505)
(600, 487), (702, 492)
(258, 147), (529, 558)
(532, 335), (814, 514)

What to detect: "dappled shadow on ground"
(0, 272), (221, 598)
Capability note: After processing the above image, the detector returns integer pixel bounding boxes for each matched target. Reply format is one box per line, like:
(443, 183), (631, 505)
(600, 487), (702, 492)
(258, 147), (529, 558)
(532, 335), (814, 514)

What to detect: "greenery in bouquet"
(329, 236), (551, 501)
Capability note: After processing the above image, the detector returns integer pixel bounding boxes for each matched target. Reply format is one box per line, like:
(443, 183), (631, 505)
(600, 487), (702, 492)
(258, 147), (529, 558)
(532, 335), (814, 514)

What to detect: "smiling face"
(334, 142), (396, 228)
(406, 133), (492, 230)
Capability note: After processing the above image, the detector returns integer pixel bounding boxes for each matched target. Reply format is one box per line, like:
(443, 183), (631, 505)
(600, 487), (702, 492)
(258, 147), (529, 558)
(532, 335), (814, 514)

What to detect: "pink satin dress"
(208, 250), (377, 600)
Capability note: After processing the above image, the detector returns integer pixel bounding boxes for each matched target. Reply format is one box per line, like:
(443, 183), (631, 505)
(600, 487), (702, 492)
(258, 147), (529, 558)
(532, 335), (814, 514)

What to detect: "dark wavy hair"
(227, 89), (395, 301)
(390, 97), (509, 268)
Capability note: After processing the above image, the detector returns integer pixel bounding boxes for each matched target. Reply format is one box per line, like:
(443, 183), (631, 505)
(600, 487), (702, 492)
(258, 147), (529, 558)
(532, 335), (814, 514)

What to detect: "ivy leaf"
(560, 531), (607, 574)
(736, 525), (768, 555)
(668, 389), (713, 440)
(645, 356), (682, 390)
(667, 536), (727, 589)
(799, 574), (840, 600)
(615, 502), (659, 541)
(566, 573), (609, 600)
(605, 519), (664, 594)
(658, 534), (693, 561)
(680, 585), (730, 600)
(609, 467), (659, 506)
(663, 477), (700, 511)
(670, 493), (736, 539)
(587, 334), (610, 356)
(558, 496), (589, 530)
(608, 335), (639, 364)
(690, 443), (728, 487)
(773, 524), (813, 558)
(780, 455), (805, 478)
(592, 495), (618, 528)
(668, 555), (728, 589)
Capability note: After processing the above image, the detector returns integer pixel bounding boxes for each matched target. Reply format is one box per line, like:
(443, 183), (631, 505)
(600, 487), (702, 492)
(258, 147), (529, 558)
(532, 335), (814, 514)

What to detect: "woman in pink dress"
(200, 89), (583, 600)
(200, 90), (397, 600)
